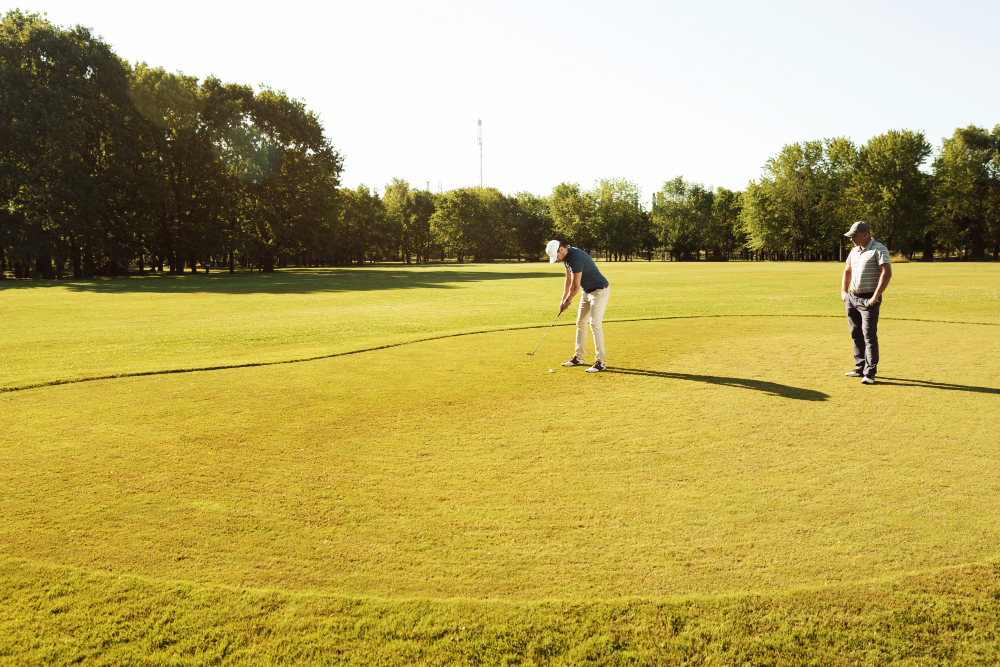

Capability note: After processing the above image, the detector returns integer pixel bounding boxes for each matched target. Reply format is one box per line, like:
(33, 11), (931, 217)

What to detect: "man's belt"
(851, 291), (875, 298)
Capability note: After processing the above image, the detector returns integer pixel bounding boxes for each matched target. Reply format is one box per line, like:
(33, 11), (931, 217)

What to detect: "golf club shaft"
(528, 309), (562, 355)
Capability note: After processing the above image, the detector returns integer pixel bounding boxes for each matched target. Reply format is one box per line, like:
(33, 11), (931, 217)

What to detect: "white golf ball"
(548, 369), (554, 372)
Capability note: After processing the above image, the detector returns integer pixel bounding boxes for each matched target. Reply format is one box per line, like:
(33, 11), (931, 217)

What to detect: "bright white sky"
(10, 0), (1000, 204)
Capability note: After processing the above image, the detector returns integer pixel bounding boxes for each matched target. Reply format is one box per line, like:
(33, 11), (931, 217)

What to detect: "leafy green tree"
(592, 178), (645, 260)
(931, 125), (1000, 259)
(549, 183), (595, 252)
(244, 87), (342, 271)
(653, 177), (713, 260)
(404, 189), (437, 263)
(743, 142), (833, 259)
(130, 65), (228, 273)
(431, 188), (477, 263)
(823, 137), (859, 260)
(710, 188), (742, 260)
(740, 180), (782, 259)
(430, 187), (510, 263)
(475, 188), (513, 262)
(511, 192), (553, 261)
(215, 112), (288, 271)
(849, 130), (932, 253)
(383, 178), (410, 262)
(741, 139), (858, 259)
(1, 10), (152, 277)
(339, 185), (385, 265)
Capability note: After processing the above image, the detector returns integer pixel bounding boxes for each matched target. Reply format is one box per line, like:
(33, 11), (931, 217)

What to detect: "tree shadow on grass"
(607, 367), (829, 401)
(876, 377), (1000, 395)
(0, 266), (555, 295)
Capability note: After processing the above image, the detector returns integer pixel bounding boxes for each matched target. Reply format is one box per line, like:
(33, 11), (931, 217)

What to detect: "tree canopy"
(3, 9), (999, 278)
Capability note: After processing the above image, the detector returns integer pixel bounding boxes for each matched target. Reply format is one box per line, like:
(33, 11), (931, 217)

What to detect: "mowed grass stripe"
(4, 318), (999, 603)
(5, 313), (999, 394)
(3, 261), (999, 391)
(4, 557), (1000, 665)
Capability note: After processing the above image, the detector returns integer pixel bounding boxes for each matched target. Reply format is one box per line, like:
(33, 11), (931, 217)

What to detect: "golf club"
(526, 309), (563, 355)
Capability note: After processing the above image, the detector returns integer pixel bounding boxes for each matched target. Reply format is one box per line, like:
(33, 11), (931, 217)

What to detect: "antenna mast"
(477, 119), (482, 188)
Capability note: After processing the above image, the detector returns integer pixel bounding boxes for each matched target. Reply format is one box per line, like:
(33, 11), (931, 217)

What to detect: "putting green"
(5, 315), (998, 604)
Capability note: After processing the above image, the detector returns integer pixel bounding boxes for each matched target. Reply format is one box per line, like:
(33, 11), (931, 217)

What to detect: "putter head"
(525, 352), (534, 356)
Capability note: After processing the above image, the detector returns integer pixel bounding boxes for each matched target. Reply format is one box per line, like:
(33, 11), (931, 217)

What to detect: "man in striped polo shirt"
(840, 221), (892, 385)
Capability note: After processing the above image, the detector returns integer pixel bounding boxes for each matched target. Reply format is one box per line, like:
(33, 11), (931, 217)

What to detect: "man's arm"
(561, 271), (582, 312)
(870, 263), (892, 304)
(841, 264), (852, 299)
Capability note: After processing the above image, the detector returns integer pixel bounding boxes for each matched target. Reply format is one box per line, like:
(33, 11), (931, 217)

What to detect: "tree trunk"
(922, 232), (935, 261)
(971, 230), (986, 258)
(69, 235), (82, 278)
(35, 256), (55, 279)
(83, 247), (96, 277)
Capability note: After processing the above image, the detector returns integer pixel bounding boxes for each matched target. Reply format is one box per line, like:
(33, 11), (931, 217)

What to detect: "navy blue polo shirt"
(563, 247), (609, 293)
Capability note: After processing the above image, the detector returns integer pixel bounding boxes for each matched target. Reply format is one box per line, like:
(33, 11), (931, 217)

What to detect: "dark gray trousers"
(845, 293), (880, 377)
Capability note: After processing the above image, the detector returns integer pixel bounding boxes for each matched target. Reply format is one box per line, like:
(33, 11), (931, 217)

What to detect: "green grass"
(3, 261), (1000, 664)
(2, 261), (999, 391)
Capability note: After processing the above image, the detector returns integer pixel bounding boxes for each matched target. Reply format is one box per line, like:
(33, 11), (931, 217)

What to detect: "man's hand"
(841, 290), (848, 301)
(560, 298), (571, 313)
(868, 293), (881, 306)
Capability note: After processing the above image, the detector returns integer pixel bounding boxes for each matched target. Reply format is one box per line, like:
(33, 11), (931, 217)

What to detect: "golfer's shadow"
(607, 367), (828, 402)
(875, 377), (1000, 395)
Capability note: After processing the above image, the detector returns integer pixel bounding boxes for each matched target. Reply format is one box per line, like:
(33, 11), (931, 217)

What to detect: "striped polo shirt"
(846, 239), (890, 293)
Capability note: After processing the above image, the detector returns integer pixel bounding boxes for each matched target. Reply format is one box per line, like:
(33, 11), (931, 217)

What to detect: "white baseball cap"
(545, 239), (561, 263)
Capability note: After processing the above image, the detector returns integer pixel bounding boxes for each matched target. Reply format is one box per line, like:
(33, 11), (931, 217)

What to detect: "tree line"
(3, 10), (998, 279)
(1, 10), (342, 278)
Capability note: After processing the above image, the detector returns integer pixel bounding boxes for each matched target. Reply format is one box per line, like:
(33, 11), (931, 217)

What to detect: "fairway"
(3, 262), (1000, 664)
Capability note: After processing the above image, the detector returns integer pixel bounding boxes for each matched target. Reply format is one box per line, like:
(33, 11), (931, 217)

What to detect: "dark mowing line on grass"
(5, 554), (1000, 608)
(2, 314), (998, 395)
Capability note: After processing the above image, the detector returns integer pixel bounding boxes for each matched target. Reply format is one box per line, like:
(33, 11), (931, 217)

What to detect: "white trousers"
(574, 287), (610, 363)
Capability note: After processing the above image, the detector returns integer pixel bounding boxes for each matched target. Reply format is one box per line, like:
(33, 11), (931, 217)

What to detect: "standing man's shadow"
(875, 377), (1000, 395)
(605, 367), (829, 402)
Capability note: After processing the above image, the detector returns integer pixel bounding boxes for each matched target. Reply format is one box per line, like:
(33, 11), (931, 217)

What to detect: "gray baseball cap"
(844, 221), (871, 237)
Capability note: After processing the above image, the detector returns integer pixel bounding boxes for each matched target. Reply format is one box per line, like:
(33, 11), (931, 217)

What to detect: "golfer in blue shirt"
(545, 240), (610, 372)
